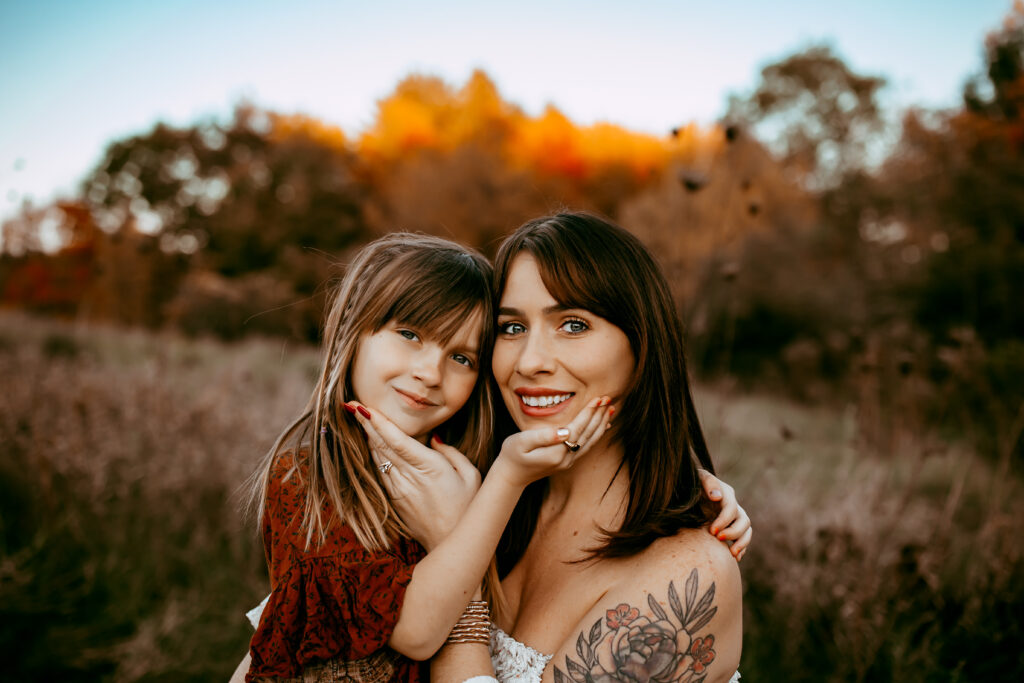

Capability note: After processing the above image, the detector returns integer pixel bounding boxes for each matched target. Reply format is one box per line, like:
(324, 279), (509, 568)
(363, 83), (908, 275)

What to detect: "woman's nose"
(515, 330), (555, 377)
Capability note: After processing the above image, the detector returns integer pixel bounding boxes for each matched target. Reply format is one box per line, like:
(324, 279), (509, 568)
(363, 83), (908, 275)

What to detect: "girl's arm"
(430, 640), (494, 683)
(349, 397), (614, 660)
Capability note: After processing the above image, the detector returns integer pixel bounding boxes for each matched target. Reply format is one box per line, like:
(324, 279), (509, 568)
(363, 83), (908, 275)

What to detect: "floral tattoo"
(553, 569), (718, 683)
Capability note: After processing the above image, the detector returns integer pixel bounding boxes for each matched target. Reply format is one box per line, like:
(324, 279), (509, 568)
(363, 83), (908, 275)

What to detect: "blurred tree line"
(2, 5), (1022, 464)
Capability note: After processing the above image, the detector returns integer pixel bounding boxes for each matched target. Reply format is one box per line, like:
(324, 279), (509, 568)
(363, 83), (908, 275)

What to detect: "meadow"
(2, 311), (1021, 682)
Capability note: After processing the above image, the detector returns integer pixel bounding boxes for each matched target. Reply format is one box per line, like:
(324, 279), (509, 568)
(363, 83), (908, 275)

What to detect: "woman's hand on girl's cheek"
(492, 397), (615, 489)
(700, 469), (752, 561)
(347, 401), (480, 550)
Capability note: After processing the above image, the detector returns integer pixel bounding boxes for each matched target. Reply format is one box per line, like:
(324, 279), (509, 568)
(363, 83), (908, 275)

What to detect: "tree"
(726, 45), (887, 189)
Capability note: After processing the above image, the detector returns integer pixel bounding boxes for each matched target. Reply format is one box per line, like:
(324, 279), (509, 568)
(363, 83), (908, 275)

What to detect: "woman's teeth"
(521, 393), (573, 407)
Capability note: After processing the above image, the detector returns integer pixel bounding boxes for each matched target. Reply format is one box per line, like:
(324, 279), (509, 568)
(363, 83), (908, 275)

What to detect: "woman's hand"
(490, 396), (615, 489)
(699, 469), (752, 561)
(347, 402), (481, 551)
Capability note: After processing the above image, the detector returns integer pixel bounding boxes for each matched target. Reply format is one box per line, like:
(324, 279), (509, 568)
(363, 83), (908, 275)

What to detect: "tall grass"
(1, 312), (1021, 681)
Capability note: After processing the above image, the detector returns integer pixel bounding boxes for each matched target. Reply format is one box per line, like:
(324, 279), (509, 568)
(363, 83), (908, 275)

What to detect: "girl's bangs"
(380, 266), (490, 346)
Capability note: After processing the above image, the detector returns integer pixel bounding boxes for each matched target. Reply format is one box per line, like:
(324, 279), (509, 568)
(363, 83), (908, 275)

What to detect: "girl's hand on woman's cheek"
(700, 469), (752, 561)
(347, 401), (480, 551)
(491, 396), (615, 489)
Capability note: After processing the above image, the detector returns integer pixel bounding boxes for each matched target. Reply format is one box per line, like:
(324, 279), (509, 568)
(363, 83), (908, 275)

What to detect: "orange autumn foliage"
(357, 69), (719, 185)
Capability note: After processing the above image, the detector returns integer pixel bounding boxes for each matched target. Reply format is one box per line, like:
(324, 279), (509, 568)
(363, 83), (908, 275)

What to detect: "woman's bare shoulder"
(542, 530), (742, 683)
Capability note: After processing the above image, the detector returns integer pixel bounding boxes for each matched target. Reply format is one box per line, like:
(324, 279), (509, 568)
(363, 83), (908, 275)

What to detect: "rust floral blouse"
(246, 451), (427, 682)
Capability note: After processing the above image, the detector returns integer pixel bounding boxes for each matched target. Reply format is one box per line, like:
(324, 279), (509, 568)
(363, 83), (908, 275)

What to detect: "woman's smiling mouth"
(514, 388), (575, 416)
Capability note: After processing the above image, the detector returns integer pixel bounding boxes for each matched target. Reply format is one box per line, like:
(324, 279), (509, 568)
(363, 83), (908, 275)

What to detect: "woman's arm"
(349, 397), (614, 660)
(543, 533), (742, 683)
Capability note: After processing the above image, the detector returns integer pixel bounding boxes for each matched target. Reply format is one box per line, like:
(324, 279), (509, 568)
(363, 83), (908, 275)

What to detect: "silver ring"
(378, 461), (393, 474)
(563, 440), (581, 453)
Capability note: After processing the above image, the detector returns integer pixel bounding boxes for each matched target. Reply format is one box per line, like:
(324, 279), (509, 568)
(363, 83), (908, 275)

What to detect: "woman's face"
(350, 311), (483, 442)
(492, 254), (634, 431)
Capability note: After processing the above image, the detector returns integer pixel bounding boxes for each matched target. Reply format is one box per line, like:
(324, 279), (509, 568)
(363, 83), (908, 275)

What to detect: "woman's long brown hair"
(491, 212), (716, 573)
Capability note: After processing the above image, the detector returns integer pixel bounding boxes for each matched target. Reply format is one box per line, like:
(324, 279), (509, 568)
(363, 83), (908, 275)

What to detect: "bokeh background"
(2, 1), (1023, 681)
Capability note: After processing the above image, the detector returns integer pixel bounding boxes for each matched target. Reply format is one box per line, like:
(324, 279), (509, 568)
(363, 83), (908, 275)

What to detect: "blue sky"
(0, 0), (1014, 221)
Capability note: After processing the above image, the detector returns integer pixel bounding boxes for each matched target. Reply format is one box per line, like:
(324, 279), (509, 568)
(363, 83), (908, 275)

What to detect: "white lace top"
(488, 626), (553, 683)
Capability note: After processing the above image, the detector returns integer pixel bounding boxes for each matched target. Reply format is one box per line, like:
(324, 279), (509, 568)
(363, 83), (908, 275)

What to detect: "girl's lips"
(393, 387), (437, 410)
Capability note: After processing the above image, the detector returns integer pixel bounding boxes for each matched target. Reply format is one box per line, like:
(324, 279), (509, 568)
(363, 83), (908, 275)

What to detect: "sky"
(0, 0), (1015, 222)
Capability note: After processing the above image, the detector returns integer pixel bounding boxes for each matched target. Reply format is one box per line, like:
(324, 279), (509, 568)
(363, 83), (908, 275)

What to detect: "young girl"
(235, 233), (749, 682)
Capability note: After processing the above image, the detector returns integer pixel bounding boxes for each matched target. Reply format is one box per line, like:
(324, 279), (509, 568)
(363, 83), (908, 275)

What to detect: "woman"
(386, 212), (743, 683)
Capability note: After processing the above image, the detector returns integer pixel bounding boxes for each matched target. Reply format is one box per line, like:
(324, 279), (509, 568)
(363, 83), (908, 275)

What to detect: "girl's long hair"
(250, 233), (495, 554)
(492, 212), (716, 573)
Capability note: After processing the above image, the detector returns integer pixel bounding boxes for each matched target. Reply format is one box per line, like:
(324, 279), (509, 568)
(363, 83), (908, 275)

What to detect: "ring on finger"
(563, 440), (581, 452)
(378, 461), (393, 474)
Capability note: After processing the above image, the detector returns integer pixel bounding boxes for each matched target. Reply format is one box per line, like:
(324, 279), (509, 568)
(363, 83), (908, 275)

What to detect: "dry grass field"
(1, 311), (1021, 682)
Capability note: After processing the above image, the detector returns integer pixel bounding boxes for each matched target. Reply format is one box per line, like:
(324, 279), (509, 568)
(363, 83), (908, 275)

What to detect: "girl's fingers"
(731, 526), (753, 558)
(715, 512), (750, 541)
(430, 438), (476, 475)
(697, 469), (722, 501)
(709, 498), (739, 537)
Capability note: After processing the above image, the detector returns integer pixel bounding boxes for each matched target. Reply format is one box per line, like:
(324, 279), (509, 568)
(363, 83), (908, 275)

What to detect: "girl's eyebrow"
(498, 304), (572, 316)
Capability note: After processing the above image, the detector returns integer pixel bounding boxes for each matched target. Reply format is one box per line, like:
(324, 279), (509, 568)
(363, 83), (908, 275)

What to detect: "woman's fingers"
(573, 398), (614, 453)
(346, 402), (413, 471)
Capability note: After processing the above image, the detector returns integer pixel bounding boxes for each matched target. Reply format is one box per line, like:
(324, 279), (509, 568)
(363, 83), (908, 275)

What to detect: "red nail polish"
(432, 434), (443, 445)
(717, 533), (726, 540)
(608, 406), (616, 417)
(343, 403), (357, 414)
(357, 406), (371, 419)
(710, 527), (718, 535)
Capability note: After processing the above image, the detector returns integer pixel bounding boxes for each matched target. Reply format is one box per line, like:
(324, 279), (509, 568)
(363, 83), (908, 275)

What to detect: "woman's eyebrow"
(498, 304), (573, 316)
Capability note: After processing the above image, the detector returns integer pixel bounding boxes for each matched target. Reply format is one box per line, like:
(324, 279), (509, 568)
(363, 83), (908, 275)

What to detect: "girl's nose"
(411, 347), (443, 386)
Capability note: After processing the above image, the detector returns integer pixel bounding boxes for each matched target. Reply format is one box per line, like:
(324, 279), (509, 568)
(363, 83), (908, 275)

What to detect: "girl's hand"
(491, 396), (615, 489)
(347, 402), (481, 551)
(699, 469), (752, 561)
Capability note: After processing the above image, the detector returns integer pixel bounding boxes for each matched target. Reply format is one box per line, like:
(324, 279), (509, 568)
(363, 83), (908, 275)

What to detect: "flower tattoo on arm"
(553, 569), (718, 683)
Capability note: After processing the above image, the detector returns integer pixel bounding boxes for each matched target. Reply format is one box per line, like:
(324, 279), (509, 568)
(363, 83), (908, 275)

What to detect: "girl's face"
(350, 311), (483, 442)
(492, 254), (634, 431)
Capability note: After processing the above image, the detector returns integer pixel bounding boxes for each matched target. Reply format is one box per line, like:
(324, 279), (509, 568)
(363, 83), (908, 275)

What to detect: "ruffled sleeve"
(246, 452), (425, 680)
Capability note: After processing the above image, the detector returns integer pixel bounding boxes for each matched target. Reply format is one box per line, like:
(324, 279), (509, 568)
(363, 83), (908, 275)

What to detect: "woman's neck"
(541, 437), (628, 530)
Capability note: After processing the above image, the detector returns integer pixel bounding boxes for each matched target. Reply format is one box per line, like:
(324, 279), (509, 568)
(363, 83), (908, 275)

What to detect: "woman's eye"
(398, 329), (419, 341)
(499, 321), (526, 336)
(560, 319), (589, 334)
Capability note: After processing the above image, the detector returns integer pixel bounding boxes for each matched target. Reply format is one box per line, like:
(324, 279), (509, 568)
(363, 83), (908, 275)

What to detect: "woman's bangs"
(522, 240), (614, 323)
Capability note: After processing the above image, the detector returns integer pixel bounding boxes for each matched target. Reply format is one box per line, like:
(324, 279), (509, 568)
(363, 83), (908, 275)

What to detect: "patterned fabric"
(246, 450), (427, 683)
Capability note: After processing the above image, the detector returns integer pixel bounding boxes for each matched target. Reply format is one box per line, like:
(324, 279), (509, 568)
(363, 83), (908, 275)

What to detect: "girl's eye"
(398, 329), (419, 342)
(499, 321), (526, 336)
(451, 353), (475, 368)
(560, 318), (589, 334)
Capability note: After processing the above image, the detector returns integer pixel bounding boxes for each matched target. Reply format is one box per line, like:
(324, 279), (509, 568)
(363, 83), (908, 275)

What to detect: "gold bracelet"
(446, 600), (490, 645)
